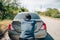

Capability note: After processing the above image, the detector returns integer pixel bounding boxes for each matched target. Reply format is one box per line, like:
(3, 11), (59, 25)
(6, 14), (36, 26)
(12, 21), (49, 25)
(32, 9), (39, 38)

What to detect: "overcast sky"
(19, 0), (60, 12)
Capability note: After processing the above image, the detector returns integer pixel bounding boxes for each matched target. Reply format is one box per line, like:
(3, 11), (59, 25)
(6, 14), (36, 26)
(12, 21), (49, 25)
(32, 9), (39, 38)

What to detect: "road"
(41, 16), (60, 40)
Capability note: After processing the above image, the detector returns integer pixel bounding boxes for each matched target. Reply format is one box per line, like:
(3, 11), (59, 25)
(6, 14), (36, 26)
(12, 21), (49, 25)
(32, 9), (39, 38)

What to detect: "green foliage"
(45, 8), (52, 17)
(0, 0), (19, 20)
(0, 0), (29, 20)
(45, 8), (60, 18)
(19, 7), (29, 12)
(53, 14), (60, 18)
(35, 11), (41, 14)
(36, 8), (60, 18)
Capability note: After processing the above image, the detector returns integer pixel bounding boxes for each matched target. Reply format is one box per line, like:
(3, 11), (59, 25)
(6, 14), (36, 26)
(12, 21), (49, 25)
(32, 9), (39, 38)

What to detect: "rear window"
(14, 13), (40, 19)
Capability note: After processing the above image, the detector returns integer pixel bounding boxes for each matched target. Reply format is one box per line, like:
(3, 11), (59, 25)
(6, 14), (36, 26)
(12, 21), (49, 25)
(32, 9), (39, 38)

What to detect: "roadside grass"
(0, 20), (12, 29)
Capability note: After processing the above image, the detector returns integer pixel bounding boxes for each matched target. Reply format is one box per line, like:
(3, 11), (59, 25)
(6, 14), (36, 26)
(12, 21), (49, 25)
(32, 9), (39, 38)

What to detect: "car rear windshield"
(14, 13), (40, 19)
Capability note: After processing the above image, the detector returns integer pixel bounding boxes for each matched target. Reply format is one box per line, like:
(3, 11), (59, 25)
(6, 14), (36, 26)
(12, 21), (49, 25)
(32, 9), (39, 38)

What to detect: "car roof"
(18, 12), (38, 15)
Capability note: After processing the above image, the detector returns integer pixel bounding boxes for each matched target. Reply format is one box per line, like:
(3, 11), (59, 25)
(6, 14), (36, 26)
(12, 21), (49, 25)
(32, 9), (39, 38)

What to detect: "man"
(19, 14), (36, 40)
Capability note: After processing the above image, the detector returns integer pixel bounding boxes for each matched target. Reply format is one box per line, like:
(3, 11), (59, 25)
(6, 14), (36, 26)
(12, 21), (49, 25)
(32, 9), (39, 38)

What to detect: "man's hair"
(25, 14), (31, 20)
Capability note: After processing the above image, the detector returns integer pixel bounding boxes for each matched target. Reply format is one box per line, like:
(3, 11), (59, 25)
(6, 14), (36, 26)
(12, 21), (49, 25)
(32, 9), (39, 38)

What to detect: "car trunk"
(12, 19), (43, 33)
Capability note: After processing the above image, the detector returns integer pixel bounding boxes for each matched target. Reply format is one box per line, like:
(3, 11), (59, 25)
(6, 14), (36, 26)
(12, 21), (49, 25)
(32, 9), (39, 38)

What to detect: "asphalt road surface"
(41, 16), (60, 40)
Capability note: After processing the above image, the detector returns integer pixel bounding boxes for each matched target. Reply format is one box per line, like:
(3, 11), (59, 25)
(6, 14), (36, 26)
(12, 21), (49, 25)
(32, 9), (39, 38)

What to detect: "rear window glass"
(14, 13), (40, 19)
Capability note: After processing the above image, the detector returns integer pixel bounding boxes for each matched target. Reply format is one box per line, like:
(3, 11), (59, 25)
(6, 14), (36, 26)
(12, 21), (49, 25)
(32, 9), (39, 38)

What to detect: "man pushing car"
(19, 14), (36, 40)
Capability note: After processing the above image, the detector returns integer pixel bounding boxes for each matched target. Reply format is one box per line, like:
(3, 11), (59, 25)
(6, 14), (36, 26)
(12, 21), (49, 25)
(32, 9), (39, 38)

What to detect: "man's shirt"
(20, 19), (36, 39)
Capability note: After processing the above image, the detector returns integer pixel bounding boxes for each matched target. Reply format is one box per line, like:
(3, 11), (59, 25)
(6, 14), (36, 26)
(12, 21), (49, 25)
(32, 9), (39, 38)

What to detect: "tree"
(35, 11), (41, 14)
(19, 7), (29, 12)
(41, 8), (60, 18)
(0, 0), (7, 20)
(0, 0), (29, 20)
(0, 0), (20, 20)
(45, 8), (60, 17)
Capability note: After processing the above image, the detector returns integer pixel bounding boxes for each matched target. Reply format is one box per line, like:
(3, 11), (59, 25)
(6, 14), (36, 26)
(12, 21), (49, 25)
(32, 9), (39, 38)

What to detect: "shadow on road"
(45, 33), (54, 40)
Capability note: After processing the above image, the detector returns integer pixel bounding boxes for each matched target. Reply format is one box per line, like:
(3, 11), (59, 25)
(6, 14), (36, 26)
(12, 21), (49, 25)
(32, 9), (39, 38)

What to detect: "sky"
(19, 0), (60, 12)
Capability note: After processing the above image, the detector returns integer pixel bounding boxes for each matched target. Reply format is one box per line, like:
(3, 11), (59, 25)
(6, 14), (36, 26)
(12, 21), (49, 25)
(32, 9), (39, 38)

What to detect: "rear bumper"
(35, 30), (47, 38)
(8, 30), (47, 39)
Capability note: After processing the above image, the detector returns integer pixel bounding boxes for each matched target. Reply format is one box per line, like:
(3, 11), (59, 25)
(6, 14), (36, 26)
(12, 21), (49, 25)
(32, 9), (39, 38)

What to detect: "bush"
(53, 14), (60, 18)
(45, 13), (52, 17)
(0, 12), (17, 20)
(6, 13), (16, 20)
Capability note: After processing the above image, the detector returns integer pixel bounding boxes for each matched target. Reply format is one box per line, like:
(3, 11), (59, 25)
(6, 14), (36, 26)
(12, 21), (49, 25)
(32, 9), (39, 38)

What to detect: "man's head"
(24, 14), (31, 20)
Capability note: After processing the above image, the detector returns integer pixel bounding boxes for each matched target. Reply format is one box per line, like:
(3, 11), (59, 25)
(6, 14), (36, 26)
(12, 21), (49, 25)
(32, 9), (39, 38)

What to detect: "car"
(8, 12), (47, 40)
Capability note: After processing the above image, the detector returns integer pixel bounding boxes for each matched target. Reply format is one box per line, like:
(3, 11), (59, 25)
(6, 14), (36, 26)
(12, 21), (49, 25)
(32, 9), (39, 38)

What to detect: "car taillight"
(41, 22), (46, 30)
(43, 23), (46, 30)
(8, 23), (14, 30)
(36, 21), (47, 30)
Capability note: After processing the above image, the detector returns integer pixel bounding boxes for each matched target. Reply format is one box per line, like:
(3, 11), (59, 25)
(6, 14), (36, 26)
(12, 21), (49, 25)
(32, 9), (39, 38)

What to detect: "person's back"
(19, 14), (36, 40)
